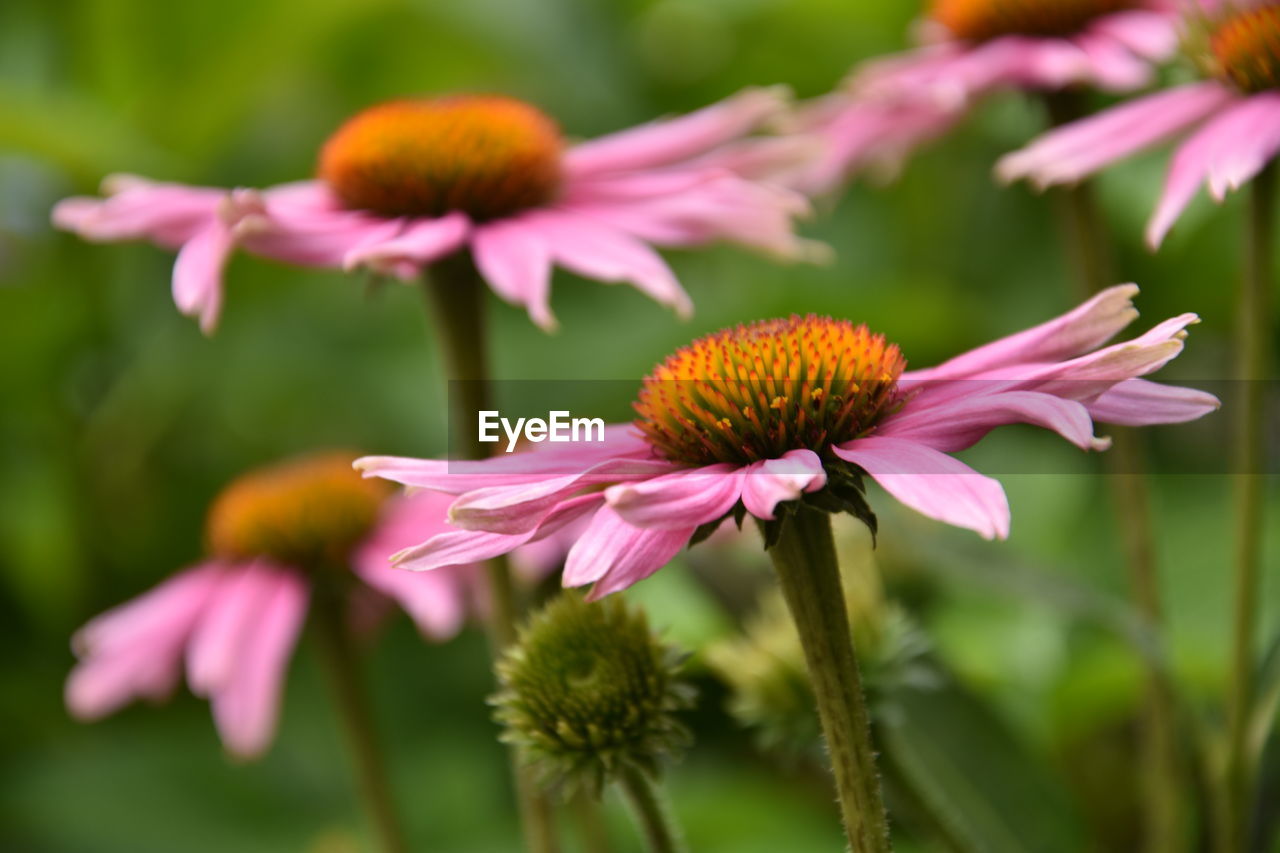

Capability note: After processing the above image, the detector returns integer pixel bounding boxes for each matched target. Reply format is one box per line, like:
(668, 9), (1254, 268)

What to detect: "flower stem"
(617, 766), (686, 853)
(571, 790), (612, 853)
(765, 507), (891, 853)
(1042, 91), (1187, 853)
(312, 587), (409, 853)
(422, 256), (559, 853)
(1220, 162), (1275, 853)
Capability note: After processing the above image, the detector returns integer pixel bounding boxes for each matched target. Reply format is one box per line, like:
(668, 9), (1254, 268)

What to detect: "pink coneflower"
(790, 0), (1181, 193)
(52, 89), (818, 333)
(356, 284), (1217, 601)
(998, 1), (1280, 246)
(65, 452), (544, 758)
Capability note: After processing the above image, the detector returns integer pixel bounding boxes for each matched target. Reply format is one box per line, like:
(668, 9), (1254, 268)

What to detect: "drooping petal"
(356, 561), (467, 640)
(186, 563), (284, 695)
(1087, 10), (1180, 60)
(561, 506), (694, 596)
(605, 464), (745, 529)
(521, 210), (693, 317)
(343, 212), (471, 278)
(172, 222), (234, 334)
(880, 389), (1108, 451)
(740, 449), (828, 520)
(209, 569), (308, 759)
(833, 436), (1011, 540)
(564, 87), (787, 177)
(471, 219), (556, 330)
(996, 83), (1234, 188)
(1085, 378), (1221, 425)
(51, 176), (226, 247)
(905, 284), (1140, 381)
(1148, 96), (1269, 247)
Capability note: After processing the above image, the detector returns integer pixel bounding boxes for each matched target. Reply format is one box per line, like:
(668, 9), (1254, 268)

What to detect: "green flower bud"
(492, 593), (695, 797)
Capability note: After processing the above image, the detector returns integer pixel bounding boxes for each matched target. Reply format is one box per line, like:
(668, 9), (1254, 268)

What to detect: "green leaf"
(879, 676), (1087, 853)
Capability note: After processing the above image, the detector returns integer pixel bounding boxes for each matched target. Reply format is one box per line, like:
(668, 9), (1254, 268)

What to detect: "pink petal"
(186, 563), (284, 695)
(740, 449), (828, 520)
(1148, 96), (1266, 248)
(51, 176), (225, 247)
(906, 284), (1140, 381)
(1087, 10), (1180, 60)
(1085, 378), (1221, 425)
(833, 436), (1010, 540)
(605, 464), (745, 529)
(1073, 32), (1154, 91)
(343, 212), (470, 278)
(358, 561), (468, 640)
(561, 506), (694, 596)
(172, 222), (234, 334)
(564, 87), (787, 177)
(997, 83), (1234, 188)
(209, 569), (308, 759)
(471, 220), (556, 330)
(72, 564), (222, 657)
(880, 389), (1107, 451)
(520, 210), (692, 317)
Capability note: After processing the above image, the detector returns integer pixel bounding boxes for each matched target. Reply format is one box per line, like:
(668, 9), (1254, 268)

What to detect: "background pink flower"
(52, 89), (820, 334)
(357, 285), (1217, 600)
(65, 455), (551, 758)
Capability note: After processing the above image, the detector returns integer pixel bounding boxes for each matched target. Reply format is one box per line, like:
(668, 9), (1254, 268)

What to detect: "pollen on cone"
(633, 315), (906, 467)
(1211, 5), (1280, 94)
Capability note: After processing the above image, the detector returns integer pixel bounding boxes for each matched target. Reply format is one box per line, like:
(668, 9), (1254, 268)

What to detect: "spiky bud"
(492, 593), (695, 797)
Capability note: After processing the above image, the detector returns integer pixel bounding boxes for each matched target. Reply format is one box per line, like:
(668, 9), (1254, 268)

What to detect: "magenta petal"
(472, 220), (556, 330)
(833, 436), (1011, 540)
(1085, 378), (1221, 425)
(564, 87), (786, 177)
(358, 561), (467, 640)
(561, 506), (694, 596)
(209, 569), (307, 759)
(522, 210), (693, 317)
(740, 450), (827, 520)
(186, 563), (283, 695)
(605, 464), (745, 529)
(172, 222), (234, 334)
(344, 212), (470, 277)
(906, 284), (1140, 381)
(881, 390), (1107, 451)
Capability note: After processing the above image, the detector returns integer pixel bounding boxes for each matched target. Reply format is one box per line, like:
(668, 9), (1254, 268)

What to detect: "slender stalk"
(1041, 91), (1186, 853)
(1220, 163), (1275, 853)
(765, 507), (891, 853)
(570, 790), (612, 853)
(617, 766), (686, 853)
(421, 255), (558, 853)
(312, 587), (410, 853)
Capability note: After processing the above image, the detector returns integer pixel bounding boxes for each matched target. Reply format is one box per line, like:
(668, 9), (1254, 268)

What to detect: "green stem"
(421, 256), (559, 853)
(312, 588), (410, 853)
(570, 790), (612, 853)
(617, 766), (686, 853)
(1220, 162), (1275, 853)
(1042, 91), (1187, 853)
(765, 507), (891, 853)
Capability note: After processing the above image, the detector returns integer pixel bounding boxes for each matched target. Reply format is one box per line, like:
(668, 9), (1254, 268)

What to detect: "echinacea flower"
(790, 0), (1181, 193)
(52, 89), (819, 333)
(999, 1), (1280, 246)
(65, 452), (549, 758)
(356, 284), (1218, 600)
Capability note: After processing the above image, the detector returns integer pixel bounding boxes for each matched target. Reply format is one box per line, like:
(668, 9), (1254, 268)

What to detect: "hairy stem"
(1220, 162), (1275, 853)
(313, 588), (409, 853)
(618, 766), (686, 853)
(1042, 91), (1187, 853)
(766, 507), (892, 852)
(422, 256), (558, 852)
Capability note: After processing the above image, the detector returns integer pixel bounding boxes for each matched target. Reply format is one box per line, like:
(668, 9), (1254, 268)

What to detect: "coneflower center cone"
(1211, 4), (1280, 93)
(633, 315), (906, 467)
(930, 0), (1135, 41)
(318, 95), (564, 220)
(206, 452), (390, 571)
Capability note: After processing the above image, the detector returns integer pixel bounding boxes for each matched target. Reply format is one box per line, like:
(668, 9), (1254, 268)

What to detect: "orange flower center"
(1210, 5), (1280, 93)
(930, 0), (1134, 41)
(318, 96), (564, 220)
(634, 316), (906, 467)
(206, 452), (391, 570)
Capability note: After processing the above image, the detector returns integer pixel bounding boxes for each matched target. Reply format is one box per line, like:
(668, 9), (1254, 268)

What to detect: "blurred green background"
(1, 0), (1278, 850)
